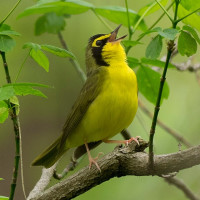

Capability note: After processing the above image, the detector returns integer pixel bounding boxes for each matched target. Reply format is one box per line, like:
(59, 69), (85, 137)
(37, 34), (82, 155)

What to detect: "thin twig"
(149, 40), (175, 168)
(0, 0), (21, 25)
(125, 0), (132, 39)
(155, 0), (173, 23)
(14, 51), (30, 82)
(165, 177), (200, 200)
(138, 99), (192, 148)
(126, 0), (159, 54)
(136, 1), (174, 42)
(148, 0), (180, 169)
(92, 9), (113, 32)
(57, 32), (86, 82)
(175, 8), (200, 24)
(121, 129), (132, 140)
(0, 51), (22, 200)
(173, 56), (200, 72)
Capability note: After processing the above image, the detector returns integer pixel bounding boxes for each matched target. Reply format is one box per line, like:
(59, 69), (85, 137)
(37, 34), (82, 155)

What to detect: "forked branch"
(29, 143), (200, 200)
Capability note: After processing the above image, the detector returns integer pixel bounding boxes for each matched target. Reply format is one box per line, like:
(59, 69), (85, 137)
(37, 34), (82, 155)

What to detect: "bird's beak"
(108, 24), (127, 43)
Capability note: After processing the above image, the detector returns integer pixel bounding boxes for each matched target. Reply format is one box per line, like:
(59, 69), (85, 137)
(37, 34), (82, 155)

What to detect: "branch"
(27, 163), (58, 200)
(149, 40), (175, 167)
(173, 57), (200, 72)
(149, 0), (180, 165)
(0, 51), (22, 200)
(30, 143), (200, 200)
(164, 177), (200, 200)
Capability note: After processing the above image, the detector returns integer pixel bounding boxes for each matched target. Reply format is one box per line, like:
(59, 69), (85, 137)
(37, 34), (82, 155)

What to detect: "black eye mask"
(89, 34), (109, 66)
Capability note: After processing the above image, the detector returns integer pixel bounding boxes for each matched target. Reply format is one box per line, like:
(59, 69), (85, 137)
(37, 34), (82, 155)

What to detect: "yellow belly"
(66, 64), (138, 148)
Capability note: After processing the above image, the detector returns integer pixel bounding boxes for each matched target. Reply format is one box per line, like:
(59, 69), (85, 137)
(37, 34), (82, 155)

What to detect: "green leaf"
(0, 35), (16, 52)
(41, 44), (75, 58)
(0, 178), (4, 180)
(182, 25), (200, 44)
(35, 13), (66, 35)
(0, 86), (15, 101)
(127, 57), (140, 68)
(14, 86), (47, 98)
(3, 82), (50, 88)
(122, 40), (142, 47)
(95, 6), (147, 31)
(139, 0), (168, 16)
(137, 65), (169, 105)
(23, 42), (41, 50)
(10, 96), (20, 115)
(178, 4), (200, 31)
(0, 196), (9, 200)
(141, 58), (176, 68)
(0, 24), (20, 36)
(178, 31), (197, 57)
(10, 96), (19, 106)
(18, 0), (93, 18)
(30, 48), (49, 72)
(138, 27), (162, 39)
(1, 83), (49, 99)
(145, 35), (162, 59)
(180, 0), (200, 11)
(0, 101), (9, 123)
(158, 28), (179, 40)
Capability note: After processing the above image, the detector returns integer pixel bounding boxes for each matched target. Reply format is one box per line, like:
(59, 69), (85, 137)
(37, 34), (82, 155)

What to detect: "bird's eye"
(96, 40), (102, 46)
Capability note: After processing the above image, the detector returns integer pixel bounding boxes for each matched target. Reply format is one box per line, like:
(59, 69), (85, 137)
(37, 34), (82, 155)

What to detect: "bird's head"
(86, 25), (127, 74)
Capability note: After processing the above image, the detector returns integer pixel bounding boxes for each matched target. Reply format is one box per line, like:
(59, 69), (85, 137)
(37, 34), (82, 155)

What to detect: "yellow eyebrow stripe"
(92, 34), (111, 47)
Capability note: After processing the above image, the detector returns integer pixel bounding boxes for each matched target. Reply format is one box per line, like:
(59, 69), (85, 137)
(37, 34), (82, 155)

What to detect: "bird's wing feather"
(60, 68), (106, 149)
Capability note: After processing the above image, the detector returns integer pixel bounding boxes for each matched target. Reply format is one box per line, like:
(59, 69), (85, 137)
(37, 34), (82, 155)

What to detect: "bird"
(32, 25), (138, 171)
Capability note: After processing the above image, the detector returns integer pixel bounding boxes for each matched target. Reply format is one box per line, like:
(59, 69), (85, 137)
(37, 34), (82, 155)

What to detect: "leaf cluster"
(1, 0), (200, 121)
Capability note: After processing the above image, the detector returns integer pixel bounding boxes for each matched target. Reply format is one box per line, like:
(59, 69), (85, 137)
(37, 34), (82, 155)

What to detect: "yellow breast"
(66, 62), (138, 148)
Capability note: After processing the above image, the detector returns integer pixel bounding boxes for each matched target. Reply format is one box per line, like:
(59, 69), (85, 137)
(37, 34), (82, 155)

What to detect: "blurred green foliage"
(0, 0), (200, 200)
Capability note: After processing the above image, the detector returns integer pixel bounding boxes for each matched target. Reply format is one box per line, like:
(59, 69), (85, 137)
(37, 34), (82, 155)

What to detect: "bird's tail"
(31, 137), (68, 168)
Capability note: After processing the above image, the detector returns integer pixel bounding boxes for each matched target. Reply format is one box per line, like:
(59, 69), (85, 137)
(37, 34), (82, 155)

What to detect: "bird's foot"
(85, 142), (103, 172)
(103, 136), (140, 146)
(125, 136), (140, 146)
(88, 153), (103, 172)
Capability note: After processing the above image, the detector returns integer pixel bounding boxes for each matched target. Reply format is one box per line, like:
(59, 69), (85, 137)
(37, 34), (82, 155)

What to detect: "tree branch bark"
(30, 144), (200, 200)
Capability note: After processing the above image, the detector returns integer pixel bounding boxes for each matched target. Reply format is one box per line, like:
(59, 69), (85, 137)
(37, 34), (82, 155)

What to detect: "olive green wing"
(60, 68), (106, 149)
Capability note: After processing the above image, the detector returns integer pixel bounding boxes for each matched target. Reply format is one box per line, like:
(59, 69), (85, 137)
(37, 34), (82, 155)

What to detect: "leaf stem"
(149, 1), (174, 30)
(125, 0), (132, 40)
(124, 0), (133, 54)
(14, 51), (30, 82)
(0, 0), (21, 25)
(0, 51), (21, 200)
(175, 8), (200, 24)
(92, 9), (113, 32)
(134, 1), (158, 32)
(136, 1), (174, 43)
(155, 0), (173, 23)
(57, 32), (86, 82)
(126, 0), (173, 54)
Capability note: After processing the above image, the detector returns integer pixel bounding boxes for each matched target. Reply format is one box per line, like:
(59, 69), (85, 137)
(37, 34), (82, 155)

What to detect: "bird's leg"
(103, 136), (140, 146)
(84, 142), (101, 172)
